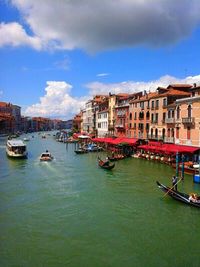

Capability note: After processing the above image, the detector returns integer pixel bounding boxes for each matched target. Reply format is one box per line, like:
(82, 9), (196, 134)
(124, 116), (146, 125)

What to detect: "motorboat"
(40, 151), (53, 161)
(6, 139), (27, 158)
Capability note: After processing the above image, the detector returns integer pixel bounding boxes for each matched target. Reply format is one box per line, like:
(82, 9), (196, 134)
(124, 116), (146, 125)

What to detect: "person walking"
(172, 175), (178, 191)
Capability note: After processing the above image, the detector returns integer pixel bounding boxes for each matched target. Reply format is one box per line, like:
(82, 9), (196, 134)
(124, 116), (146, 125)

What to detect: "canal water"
(0, 133), (200, 267)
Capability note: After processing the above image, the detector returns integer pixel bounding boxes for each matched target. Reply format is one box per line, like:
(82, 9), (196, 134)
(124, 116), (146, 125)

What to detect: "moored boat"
(6, 139), (27, 158)
(156, 181), (200, 208)
(74, 148), (88, 154)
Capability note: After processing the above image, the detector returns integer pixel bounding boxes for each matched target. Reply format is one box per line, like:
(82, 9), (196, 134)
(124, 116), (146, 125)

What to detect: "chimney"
(193, 83), (196, 88)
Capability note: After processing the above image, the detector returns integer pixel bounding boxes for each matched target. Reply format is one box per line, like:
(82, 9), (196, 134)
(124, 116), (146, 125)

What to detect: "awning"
(91, 137), (138, 145)
(138, 143), (199, 154)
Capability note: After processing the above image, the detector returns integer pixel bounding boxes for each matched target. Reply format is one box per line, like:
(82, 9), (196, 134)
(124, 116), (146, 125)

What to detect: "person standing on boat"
(172, 175), (178, 191)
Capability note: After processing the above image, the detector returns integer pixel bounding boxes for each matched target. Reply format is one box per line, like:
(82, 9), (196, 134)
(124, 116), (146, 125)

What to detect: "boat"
(98, 157), (115, 170)
(74, 148), (88, 154)
(6, 139), (27, 158)
(40, 151), (53, 161)
(156, 181), (200, 208)
(108, 154), (125, 161)
(23, 137), (30, 141)
(172, 162), (199, 175)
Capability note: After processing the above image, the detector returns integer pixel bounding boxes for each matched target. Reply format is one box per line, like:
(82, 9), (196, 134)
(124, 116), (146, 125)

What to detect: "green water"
(0, 133), (200, 267)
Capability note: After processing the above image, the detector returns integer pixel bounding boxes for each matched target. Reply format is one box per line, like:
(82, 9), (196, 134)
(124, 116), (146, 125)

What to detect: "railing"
(182, 117), (194, 124)
(164, 137), (175, 143)
(115, 124), (125, 128)
(165, 118), (175, 124)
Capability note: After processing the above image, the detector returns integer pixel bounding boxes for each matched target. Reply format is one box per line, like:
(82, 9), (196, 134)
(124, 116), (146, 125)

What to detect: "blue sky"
(0, 0), (200, 119)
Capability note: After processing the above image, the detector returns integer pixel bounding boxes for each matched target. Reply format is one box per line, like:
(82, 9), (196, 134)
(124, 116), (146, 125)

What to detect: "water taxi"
(6, 139), (27, 158)
(40, 151), (53, 161)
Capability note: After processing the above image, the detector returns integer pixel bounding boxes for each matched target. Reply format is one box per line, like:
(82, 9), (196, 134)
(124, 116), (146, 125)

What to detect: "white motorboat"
(40, 151), (53, 161)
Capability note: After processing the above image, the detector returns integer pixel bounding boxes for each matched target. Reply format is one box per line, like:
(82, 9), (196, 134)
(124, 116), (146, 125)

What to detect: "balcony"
(165, 118), (175, 124)
(139, 117), (144, 120)
(164, 137), (175, 143)
(182, 117), (194, 124)
(115, 124), (125, 128)
(151, 120), (158, 124)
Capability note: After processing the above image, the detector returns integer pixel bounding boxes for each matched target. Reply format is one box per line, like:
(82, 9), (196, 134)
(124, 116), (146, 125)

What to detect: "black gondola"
(156, 181), (200, 208)
(98, 157), (115, 170)
(74, 148), (88, 154)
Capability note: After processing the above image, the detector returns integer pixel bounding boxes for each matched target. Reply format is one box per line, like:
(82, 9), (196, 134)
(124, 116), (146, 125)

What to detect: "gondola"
(156, 181), (200, 208)
(74, 148), (88, 154)
(98, 157), (115, 170)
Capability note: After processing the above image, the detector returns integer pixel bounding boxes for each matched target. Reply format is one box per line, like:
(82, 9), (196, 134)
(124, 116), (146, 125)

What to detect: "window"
(155, 128), (158, 138)
(156, 100), (159, 108)
(162, 128), (165, 139)
(151, 101), (154, 108)
(162, 113), (166, 122)
(163, 98), (167, 107)
(188, 105), (192, 118)
(146, 111), (150, 119)
(187, 127), (191, 139)
(176, 127), (179, 139)
(177, 106), (180, 119)
(134, 112), (137, 120)
(129, 113), (132, 120)
(155, 113), (158, 122)
(151, 128), (153, 137)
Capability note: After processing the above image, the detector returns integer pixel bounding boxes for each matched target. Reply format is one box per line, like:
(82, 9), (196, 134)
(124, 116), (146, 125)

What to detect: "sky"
(0, 0), (200, 120)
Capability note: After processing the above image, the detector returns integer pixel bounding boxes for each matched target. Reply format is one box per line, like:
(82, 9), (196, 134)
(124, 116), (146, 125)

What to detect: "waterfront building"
(82, 100), (93, 133)
(96, 97), (109, 137)
(72, 112), (83, 133)
(114, 92), (142, 138)
(32, 117), (52, 131)
(108, 93), (117, 137)
(0, 102), (21, 134)
(130, 85), (191, 141)
(150, 85), (191, 142)
(129, 91), (157, 139)
(173, 85), (200, 146)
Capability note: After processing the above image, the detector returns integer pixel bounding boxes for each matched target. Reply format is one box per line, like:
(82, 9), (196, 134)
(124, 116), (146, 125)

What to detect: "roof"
(167, 84), (192, 89)
(7, 139), (26, 147)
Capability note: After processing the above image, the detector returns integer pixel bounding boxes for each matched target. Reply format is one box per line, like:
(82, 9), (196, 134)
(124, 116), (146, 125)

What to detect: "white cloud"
(0, 22), (42, 49)
(86, 74), (200, 95)
(24, 81), (88, 119)
(3, 0), (200, 52)
(97, 73), (110, 77)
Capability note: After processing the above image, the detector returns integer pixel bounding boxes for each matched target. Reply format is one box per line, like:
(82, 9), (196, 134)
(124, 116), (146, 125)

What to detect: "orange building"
(72, 112), (83, 133)
(130, 85), (191, 141)
(173, 85), (200, 146)
(114, 92), (142, 138)
(0, 102), (15, 134)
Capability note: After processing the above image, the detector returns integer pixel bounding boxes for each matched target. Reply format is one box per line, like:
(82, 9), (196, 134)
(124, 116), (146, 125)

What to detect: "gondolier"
(172, 175), (178, 191)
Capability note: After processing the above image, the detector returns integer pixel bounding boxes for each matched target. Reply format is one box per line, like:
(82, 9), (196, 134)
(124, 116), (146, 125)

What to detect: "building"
(173, 85), (200, 146)
(96, 97), (109, 137)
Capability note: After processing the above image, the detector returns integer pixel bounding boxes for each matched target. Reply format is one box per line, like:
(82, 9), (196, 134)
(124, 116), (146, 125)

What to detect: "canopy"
(92, 137), (138, 146)
(138, 143), (199, 155)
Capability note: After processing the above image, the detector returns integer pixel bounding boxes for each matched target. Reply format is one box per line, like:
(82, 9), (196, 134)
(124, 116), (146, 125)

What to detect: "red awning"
(138, 143), (199, 154)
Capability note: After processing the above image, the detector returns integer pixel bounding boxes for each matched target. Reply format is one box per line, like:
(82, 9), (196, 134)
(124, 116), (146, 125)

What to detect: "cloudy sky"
(0, 0), (200, 119)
